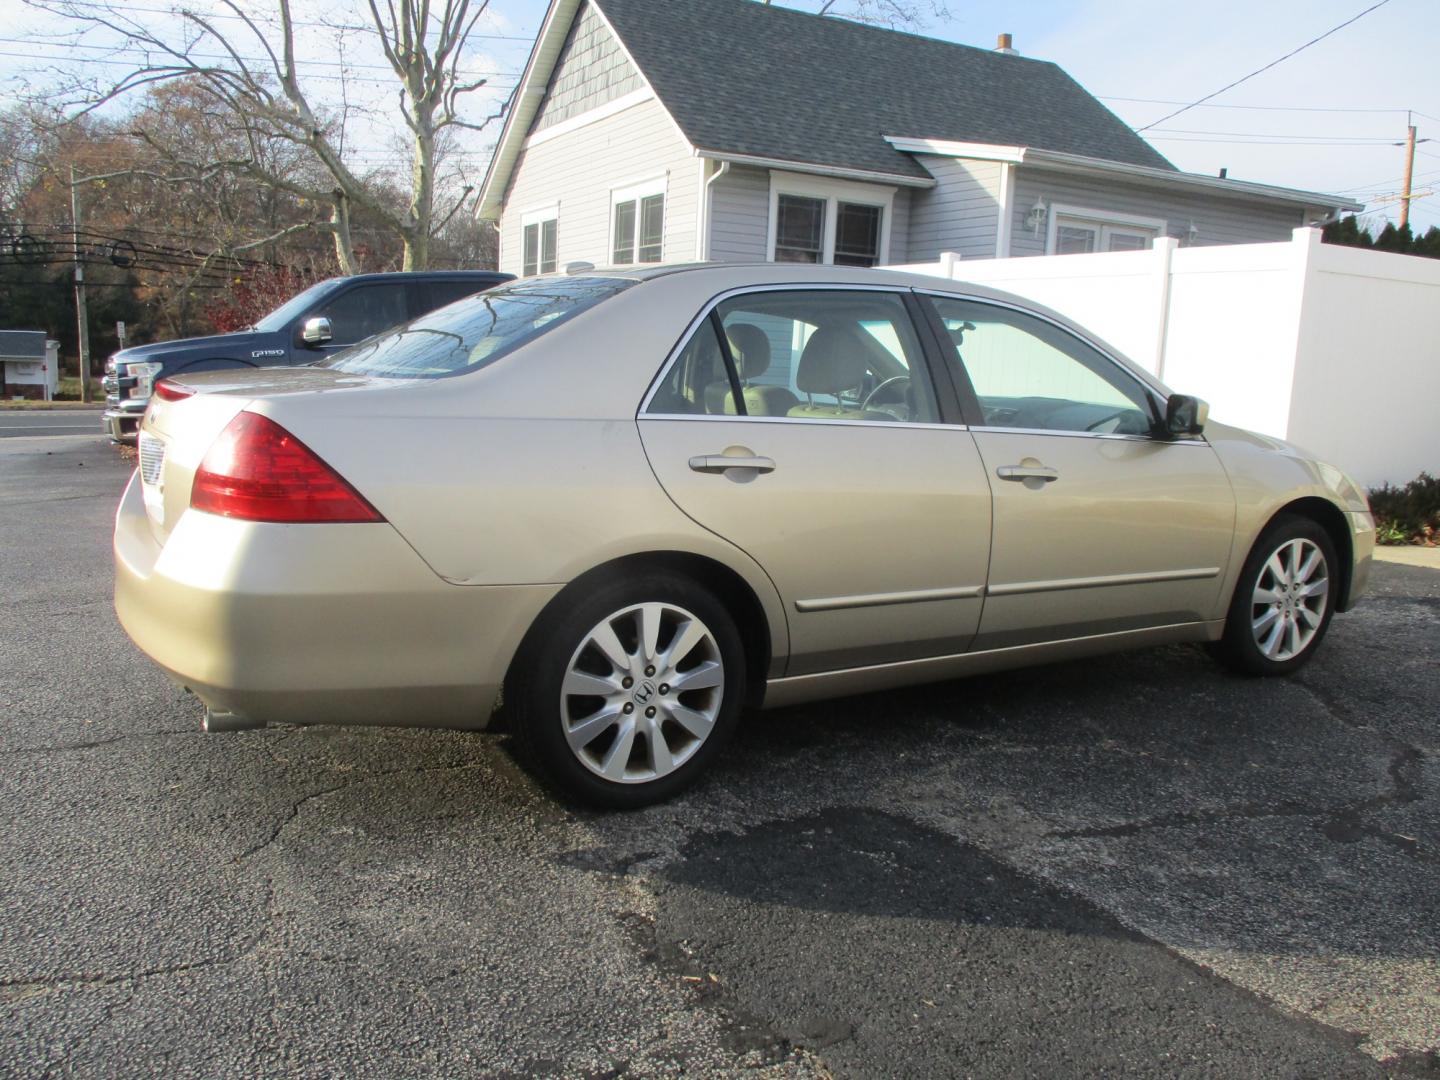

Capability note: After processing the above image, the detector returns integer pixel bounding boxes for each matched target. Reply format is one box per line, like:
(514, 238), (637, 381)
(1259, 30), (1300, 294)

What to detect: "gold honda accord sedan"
(115, 264), (1374, 806)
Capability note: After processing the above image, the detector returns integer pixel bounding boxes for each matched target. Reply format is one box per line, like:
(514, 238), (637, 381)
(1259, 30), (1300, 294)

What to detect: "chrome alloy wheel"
(560, 602), (725, 784)
(1250, 537), (1329, 661)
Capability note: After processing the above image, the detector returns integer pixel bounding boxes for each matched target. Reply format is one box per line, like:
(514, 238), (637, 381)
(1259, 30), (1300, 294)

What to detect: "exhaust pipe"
(202, 707), (266, 732)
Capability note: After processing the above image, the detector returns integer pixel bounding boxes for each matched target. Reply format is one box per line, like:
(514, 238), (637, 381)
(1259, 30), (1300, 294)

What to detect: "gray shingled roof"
(593, 0), (1175, 180)
(0, 330), (48, 361)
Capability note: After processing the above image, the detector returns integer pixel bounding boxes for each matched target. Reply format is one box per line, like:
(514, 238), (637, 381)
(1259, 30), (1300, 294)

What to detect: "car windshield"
(319, 277), (634, 379)
(250, 279), (344, 333)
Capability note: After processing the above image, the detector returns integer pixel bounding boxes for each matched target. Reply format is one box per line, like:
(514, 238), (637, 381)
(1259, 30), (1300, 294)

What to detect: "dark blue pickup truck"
(102, 269), (512, 441)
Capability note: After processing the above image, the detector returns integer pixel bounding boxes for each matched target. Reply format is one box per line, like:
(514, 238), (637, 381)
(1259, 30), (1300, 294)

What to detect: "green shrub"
(1368, 472), (1440, 546)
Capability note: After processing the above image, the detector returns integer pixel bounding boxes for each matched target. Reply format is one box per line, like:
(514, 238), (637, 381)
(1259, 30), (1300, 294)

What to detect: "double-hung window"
(521, 207), (558, 277)
(769, 172), (892, 266)
(612, 180), (665, 265)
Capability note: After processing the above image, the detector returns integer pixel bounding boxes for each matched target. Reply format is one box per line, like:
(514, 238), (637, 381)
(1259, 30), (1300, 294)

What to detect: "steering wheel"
(1084, 408), (1133, 433)
(862, 375), (910, 412)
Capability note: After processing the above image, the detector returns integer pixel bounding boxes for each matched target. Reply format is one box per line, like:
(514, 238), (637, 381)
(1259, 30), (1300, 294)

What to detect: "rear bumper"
(113, 473), (559, 729)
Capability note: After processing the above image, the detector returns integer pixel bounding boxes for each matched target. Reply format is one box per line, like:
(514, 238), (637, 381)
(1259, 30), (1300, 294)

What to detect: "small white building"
(0, 331), (61, 401)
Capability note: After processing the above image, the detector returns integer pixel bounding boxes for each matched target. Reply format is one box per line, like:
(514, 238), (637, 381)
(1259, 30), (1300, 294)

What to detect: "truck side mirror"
(1162, 393), (1209, 438)
(301, 316), (333, 346)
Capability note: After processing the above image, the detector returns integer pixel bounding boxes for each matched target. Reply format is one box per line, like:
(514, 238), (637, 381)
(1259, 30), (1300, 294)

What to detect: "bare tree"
(25, 0), (504, 271)
(763, 0), (954, 29)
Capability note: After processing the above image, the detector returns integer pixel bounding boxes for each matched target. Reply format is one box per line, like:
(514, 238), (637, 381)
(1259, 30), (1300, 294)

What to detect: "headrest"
(796, 326), (867, 395)
(726, 323), (771, 380)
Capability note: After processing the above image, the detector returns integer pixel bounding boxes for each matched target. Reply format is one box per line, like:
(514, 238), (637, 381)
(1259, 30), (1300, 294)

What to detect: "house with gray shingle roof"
(0, 330), (60, 401)
(476, 0), (1361, 276)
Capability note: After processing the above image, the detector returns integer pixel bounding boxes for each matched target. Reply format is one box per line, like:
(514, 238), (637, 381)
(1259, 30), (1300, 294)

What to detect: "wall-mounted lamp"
(1186, 220), (1200, 245)
(1027, 197), (1047, 235)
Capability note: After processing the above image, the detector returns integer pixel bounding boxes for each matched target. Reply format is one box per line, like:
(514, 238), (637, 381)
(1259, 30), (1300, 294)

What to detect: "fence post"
(939, 251), (962, 279)
(1152, 236), (1178, 381)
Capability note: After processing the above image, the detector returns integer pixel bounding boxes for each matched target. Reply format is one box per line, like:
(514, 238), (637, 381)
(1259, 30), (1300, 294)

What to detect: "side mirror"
(1162, 393), (1209, 438)
(301, 316), (332, 346)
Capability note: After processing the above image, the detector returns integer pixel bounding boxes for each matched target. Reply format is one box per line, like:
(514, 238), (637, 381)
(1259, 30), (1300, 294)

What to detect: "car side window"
(925, 296), (1155, 435)
(644, 317), (738, 416)
(708, 291), (940, 423)
(420, 279), (489, 313)
(314, 283), (409, 346)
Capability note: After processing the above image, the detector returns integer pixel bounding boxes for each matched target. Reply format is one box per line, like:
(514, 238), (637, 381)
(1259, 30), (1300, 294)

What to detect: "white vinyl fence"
(889, 228), (1440, 488)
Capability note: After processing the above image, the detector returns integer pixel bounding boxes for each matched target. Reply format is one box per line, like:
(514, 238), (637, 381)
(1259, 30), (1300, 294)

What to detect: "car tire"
(1212, 515), (1339, 677)
(509, 571), (746, 808)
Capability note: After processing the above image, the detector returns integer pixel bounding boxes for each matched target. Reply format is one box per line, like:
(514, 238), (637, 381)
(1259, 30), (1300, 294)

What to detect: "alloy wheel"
(1249, 537), (1329, 662)
(560, 602), (725, 784)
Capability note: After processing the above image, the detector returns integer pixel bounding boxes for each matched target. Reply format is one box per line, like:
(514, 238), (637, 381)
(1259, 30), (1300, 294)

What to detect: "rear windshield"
(319, 277), (634, 379)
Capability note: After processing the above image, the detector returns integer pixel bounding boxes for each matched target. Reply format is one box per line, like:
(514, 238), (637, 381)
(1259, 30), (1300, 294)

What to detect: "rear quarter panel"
(248, 288), (794, 667)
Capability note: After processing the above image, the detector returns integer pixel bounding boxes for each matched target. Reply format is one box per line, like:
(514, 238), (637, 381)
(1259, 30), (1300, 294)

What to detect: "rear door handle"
(689, 454), (776, 474)
(996, 464), (1059, 483)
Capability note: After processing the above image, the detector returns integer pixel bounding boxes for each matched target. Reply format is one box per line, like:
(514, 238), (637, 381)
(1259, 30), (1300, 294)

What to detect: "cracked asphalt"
(2, 433), (1437, 1079)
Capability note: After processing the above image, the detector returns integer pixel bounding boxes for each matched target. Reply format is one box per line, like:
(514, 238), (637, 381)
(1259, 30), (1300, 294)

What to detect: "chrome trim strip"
(636, 281), (950, 418)
(640, 413), (967, 432)
(985, 566), (1221, 597)
(794, 584), (984, 613)
(975, 425), (1207, 445)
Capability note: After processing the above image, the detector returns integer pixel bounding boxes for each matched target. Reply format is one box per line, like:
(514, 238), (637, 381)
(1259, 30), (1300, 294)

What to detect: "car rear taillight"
(191, 411), (384, 524)
(153, 380), (194, 402)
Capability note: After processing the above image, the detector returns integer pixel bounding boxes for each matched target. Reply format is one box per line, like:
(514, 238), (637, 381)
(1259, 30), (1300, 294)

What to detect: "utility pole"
(69, 166), (93, 404)
(1400, 119), (1418, 231)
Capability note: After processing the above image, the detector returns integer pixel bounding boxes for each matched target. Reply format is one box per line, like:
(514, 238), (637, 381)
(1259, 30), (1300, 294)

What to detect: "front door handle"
(996, 464), (1059, 483)
(689, 454), (776, 474)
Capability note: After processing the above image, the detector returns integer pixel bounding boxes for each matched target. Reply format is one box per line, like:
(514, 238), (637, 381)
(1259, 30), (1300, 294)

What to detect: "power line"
(0, 49), (519, 87)
(22, 0), (535, 40)
(1135, 0), (1396, 133)
(1145, 136), (1403, 146)
(1330, 168), (1440, 194)
(0, 37), (521, 77)
(1147, 127), (1398, 142)
(1103, 96), (1418, 115)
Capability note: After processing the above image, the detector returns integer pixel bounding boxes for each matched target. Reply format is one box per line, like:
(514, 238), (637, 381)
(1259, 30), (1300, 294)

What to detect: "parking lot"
(2, 429), (1436, 1078)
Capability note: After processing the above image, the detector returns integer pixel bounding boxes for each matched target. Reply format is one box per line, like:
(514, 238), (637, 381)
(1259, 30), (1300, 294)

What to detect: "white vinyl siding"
(499, 97), (702, 275)
(530, 2), (645, 133)
(707, 165), (771, 261)
(907, 156), (1006, 262)
(1010, 167), (1308, 257)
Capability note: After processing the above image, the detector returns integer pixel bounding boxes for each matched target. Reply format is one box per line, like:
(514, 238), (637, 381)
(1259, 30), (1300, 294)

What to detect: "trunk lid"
(136, 368), (380, 544)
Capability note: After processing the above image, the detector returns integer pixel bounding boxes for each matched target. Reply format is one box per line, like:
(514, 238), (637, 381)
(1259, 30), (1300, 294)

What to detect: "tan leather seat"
(703, 323), (801, 416)
(787, 325), (883, 421)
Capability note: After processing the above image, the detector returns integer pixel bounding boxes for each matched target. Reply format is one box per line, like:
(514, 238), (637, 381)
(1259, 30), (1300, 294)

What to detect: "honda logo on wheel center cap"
(632, 680), (657, 705)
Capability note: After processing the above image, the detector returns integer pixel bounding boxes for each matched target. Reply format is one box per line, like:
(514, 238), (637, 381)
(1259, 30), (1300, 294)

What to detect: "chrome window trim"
(973, 425), (1210, 446)
(636, 282), (951, 422)
(640, 412), (967, 433)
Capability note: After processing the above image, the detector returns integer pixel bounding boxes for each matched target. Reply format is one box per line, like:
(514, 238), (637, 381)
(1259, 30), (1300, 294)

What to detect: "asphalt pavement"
(0, 409), (104, 438)
(1, 433), (1436, 1079)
